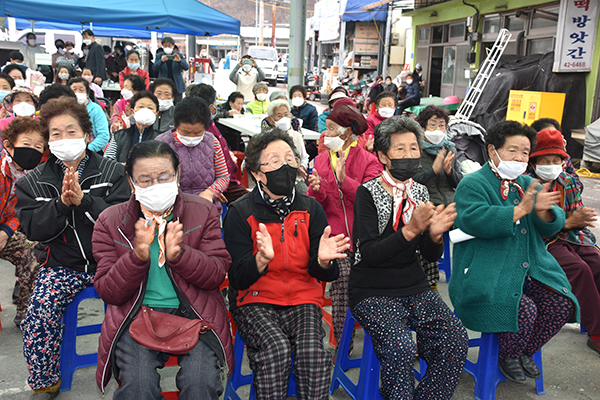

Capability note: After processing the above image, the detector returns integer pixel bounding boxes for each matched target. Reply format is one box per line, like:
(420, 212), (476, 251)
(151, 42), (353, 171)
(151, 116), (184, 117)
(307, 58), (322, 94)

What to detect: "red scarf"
(381, 170), (417, 231)
(489, 161), (525, 200)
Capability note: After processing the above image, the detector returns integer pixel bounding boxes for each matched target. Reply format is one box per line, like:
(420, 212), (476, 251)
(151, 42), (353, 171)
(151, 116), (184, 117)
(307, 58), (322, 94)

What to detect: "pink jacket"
(92, 191), (233, 392)
(307, 145), (381, 243)
(360, 111), (387, 150)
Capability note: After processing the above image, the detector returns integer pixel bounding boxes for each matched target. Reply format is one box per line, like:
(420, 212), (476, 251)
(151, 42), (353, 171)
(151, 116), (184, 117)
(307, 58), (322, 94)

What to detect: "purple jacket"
(92, 191), (233, 392)
(307, 145), (381, 245)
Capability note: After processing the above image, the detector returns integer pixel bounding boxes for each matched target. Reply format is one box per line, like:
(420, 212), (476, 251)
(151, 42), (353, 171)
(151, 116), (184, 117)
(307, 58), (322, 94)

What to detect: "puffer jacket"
(92, 191), (233, 392)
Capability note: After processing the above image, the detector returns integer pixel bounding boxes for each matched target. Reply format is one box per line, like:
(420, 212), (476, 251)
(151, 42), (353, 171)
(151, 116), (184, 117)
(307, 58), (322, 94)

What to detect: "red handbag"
(129, 305), (214, 355)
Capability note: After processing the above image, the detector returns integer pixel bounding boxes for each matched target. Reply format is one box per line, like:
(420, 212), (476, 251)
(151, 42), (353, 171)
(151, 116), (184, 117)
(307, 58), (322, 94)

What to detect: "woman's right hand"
(432, 148), (447, 174)
(111, 121), (123, 133)
(514, 180), (538, 221)
(255, 223), (274, 272)
(134, 218), (151, 262)
(308, 169), (321, 192)
(402, 201), (435, 241)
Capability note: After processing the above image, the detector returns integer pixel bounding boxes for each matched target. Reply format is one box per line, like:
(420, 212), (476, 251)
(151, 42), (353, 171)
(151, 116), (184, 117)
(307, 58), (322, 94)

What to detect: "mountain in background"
(199, 0), (317, 27)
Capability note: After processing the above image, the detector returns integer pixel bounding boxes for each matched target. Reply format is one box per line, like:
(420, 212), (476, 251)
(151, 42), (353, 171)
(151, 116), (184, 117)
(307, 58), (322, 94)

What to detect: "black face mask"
(10, 146), (44, 170)
(263, 164), (298, 196)
(388, 157), (422, 181)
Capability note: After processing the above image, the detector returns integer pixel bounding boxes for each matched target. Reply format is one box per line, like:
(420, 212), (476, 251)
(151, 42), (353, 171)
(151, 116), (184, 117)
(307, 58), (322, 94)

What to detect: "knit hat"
(3, 86), (39, 113)
(252, 82), (268, 95)
(327, 104), (368, 135)
(529, 129), (568, 159)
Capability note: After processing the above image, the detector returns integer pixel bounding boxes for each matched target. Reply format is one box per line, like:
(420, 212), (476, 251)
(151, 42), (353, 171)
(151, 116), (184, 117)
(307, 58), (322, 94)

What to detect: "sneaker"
(498, 357), (526, 383)
(588, 337), (600, 356)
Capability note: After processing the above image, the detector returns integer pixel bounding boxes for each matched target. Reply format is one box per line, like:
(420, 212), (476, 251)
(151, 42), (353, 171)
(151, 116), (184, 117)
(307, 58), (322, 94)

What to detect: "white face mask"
(28, 39), (36, 46)
(378, 107), (395, 119)
(75, 92), (88, 104)
(82, 39), (92, 46)
(12, 102), (36, 117)
(58, 72), (70, 81)
(134, 180), (178, 213)
(291, 97), (304, 108)
(49, 137), (87, 162)
(324, 130), (346, 152)
(177, 131), (204, 147)
(256, 93), (267, 102)
(163, 47), (173, 55)
(242, 65), (252, 72)
(121, 89), (134, 100)
(275, 117), (291, 131)
(134, 108), (157, 126)
(535, 164), (563, 182)
(493, 147), (527, 180)
(425, 130), (446, 145)
(14, 79), (26, 87)
(158, 99), (174, 112)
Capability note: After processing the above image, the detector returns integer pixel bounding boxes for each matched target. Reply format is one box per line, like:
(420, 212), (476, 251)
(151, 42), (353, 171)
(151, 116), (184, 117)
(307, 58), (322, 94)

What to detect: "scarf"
(489, 160), (525, 200)
(422, 138), (455, 156)
(380, 170), (417, 231)
(140, 204), (174, 268)
(257, 183), (295, 219)
(1, 149), (26, 197)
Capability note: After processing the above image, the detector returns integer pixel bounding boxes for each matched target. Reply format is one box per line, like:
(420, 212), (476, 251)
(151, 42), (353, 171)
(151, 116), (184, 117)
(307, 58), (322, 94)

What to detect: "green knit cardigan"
(449, 163), (580, 333)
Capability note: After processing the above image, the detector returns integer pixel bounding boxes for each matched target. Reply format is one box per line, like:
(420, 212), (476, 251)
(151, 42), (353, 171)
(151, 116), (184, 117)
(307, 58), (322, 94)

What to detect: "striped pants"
(232, 303), (331, 400)
(351, 291), (468, 400)
(22, 266), (94, 389)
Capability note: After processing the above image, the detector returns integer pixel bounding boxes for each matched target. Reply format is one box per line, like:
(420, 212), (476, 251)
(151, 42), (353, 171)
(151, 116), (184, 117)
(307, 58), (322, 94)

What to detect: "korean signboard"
(554, 0), (599, 72)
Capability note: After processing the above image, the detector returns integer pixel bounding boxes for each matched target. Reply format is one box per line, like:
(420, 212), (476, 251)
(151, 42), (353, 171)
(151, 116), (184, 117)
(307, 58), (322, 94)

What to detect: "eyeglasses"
(260, 156), (299, 170)
(132, 172), (176, 188)
(427, 121), (446, 130)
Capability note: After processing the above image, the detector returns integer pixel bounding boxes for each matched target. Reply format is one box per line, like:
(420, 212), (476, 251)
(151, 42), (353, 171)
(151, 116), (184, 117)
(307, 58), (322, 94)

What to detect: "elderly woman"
(0, 86), (39, 132)
(110, 75), (146, 133)
(350, 117), (467, 399)
(450, 121), (578, 383)
(526, 128), (600, 355)
(0, 73), (15, 119)
(224, 128), (349, 399)
(16, 97), (130, 398)
(68, 77), (110, 153)
(262, 99), (309, 193)
(307, 103), (381, 352)
(149, 78), (177, 135)
(105, 90), (160, 162)
(215, 91), (246, 152)
(156, 96), (230, 210)
(413, 105), (462, 287)
(246, 82), (269, 115)
(362, 91), (398, 152)
(0, 117), (44, 327)
(92, 140), (232, 399)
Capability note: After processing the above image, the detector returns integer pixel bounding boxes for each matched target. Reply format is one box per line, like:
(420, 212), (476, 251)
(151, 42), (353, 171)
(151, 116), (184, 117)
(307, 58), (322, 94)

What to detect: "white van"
(248, 46), (278, 87)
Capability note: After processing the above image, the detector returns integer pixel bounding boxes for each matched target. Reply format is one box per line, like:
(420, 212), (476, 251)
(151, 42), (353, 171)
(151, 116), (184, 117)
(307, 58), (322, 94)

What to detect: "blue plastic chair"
(59, 285), (105, 391)
(437, 231), (452, 282)
(329, 308), (427, 400)
(464, 333), (545, 400)
(224, 331), (297, 400)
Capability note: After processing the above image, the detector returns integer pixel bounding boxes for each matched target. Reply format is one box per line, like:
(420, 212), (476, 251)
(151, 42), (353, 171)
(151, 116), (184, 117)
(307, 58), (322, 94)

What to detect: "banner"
(553, 0), (599, 72)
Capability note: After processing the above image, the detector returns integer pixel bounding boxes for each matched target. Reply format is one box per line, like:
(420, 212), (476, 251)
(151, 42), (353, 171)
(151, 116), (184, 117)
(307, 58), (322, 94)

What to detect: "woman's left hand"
(443, 151), (454, 175)
(318, 226), (350, 268)
(534, 182), (561, 221)
(298, 166), (308, 180)
(429, 203), (457, 241)
(165, 221), (184, 262)
(336, 150), (346, 184)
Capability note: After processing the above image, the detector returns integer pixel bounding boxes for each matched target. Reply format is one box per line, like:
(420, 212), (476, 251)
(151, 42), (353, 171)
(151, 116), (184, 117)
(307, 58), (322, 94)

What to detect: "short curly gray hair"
(373, 116), (424, 156)
(252, 82), (269, 95)
(267, 99), (290, 118)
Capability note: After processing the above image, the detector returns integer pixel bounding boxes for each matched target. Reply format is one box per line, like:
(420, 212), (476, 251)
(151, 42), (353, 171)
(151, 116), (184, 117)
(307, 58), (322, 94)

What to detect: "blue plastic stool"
(329, 309), (427, 400)
(464, 333), (544, 400)
(224, 331), (297, 400)
(581, 324), (587, 334)
(437, 231), (451, 282)
(59, 285), (104, 391)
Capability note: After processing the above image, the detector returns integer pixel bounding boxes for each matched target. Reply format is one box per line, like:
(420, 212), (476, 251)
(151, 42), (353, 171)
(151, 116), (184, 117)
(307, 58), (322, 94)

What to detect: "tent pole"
(255, 0), (259, 45)
(30, 20), (34, 32)
(338, 20), (346, 79)
(382, 3), (392, 78)
(288, 0), (306, 87)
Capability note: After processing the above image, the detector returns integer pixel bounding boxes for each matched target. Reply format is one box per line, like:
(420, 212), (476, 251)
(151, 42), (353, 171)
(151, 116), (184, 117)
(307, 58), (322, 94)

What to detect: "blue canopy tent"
(0, 0), (240, 36)
(341, 0), (387, 22)
(11, 18), (156, 39)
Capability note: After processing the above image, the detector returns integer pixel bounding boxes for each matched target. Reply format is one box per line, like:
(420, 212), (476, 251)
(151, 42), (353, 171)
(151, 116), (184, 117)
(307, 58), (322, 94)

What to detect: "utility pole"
(271, 1), (277, 48)
(288, 0), (307, 87)
(259, 0), (265, 46)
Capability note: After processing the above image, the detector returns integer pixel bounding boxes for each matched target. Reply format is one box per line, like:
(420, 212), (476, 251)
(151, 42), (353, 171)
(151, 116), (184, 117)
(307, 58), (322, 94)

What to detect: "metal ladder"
(456, 29), (512, 121)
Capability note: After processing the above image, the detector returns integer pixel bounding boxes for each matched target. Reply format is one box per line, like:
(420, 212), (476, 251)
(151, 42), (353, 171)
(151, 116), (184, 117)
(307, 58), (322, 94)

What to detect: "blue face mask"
(0, 90), (11, 102)
(128, 62), (140, 71)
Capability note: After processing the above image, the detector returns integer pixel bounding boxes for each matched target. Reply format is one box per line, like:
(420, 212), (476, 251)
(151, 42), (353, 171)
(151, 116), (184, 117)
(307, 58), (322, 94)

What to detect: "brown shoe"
(588, 337), (600, 356)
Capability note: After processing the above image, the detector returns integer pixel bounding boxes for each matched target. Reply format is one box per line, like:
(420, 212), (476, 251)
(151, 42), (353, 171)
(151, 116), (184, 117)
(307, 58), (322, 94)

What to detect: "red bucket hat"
(529, 129), (569, 159)
(327, 103), (368, 135)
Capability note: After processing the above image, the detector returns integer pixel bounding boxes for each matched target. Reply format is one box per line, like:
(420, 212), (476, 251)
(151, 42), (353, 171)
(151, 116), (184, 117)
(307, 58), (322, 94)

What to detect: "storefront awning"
(342, 0), (387, 22)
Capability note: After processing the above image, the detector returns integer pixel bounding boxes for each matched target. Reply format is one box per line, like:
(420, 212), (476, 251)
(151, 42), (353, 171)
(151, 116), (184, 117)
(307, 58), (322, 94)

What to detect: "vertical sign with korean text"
(553, 0), (599, 72)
